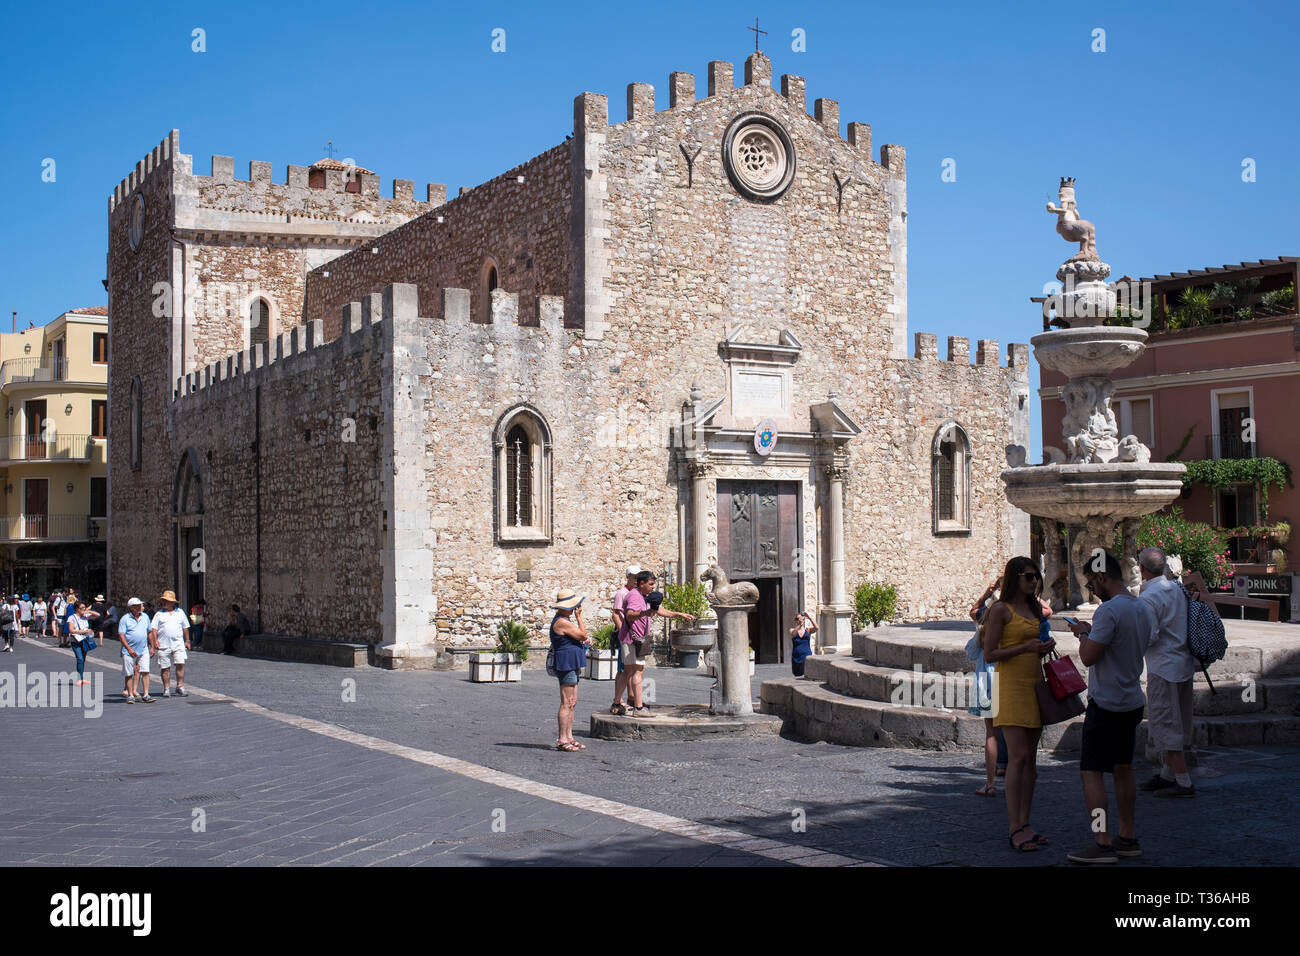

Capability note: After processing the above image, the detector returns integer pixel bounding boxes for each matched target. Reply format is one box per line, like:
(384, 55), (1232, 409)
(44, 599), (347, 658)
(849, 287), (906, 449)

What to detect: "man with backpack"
(1137, 548), (1197, 798)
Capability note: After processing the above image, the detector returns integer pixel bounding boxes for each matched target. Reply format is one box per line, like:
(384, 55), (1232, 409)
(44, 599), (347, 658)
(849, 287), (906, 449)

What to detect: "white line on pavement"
(18, 638), (880, 867)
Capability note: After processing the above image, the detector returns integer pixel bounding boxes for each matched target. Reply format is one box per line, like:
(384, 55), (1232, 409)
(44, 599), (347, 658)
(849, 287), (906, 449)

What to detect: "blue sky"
(3, 0), (1297, 456)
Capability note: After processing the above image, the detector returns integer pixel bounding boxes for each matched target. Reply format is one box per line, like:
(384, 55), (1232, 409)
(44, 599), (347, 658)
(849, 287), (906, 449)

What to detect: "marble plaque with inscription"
(732, 368), (789, 418)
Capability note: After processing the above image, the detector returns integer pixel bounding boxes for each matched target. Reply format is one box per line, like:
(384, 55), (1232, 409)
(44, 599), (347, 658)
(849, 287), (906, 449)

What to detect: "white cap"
(625, 565), (642, 576)
(127, 597), (143, 607)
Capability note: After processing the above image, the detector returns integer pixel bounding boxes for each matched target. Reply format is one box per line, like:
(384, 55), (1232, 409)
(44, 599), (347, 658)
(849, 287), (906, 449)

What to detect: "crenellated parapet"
(173, 285), (567, 408)
(606, 52), (904, 174)
(908, 332), (1030, 373)
(108, 130), (178, 216)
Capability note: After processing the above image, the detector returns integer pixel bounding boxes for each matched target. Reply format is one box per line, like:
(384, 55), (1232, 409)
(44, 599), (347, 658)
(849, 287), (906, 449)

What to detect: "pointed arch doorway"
(172, 448), (205, 613)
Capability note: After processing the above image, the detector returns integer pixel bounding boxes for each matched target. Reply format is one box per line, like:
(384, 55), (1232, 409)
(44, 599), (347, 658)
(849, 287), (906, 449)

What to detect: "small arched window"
(129, 375), (143, 471)
(932, 420), (971, 534)
(249, 297), (271, 349)
(480, 258), (499, 324)
(494, 405), (552, 543)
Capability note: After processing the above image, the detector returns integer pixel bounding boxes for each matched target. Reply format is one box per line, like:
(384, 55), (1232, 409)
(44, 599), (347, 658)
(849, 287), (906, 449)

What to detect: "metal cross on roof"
(748, 17), (766, 53)
(323, 140), (338, 159)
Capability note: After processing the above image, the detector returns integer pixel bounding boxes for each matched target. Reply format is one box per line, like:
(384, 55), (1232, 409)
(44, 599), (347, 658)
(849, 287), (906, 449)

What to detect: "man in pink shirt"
(609, 565), (640, 716)
(620, 570), (695, 717)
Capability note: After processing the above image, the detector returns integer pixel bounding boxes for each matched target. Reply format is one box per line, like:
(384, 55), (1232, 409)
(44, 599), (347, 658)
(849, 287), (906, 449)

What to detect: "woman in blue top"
(550, 589), (591, 752)
(789, 611), (817, 677)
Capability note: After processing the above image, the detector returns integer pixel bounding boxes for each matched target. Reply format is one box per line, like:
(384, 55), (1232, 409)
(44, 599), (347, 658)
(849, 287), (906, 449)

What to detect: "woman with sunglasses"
(982, 556), (1056, 852)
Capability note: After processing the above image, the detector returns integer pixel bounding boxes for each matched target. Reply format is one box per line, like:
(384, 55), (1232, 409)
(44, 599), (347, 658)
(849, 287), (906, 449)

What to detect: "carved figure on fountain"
(1062, 378), (1119, 463)
(1116, 435), (1152, 464)
(700, 564), (759, 606)
(1046, 177), (1100, 263)
(1069, 514), (1117, 606)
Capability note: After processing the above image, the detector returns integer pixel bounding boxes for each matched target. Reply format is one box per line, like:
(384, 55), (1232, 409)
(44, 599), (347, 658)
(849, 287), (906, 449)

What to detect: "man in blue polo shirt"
(117, 597), (154, 703)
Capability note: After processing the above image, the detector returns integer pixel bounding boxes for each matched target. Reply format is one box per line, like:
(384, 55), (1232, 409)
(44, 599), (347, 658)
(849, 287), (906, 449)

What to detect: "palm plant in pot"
(469, 619), (529, 683)
(585, 623), (618, 681)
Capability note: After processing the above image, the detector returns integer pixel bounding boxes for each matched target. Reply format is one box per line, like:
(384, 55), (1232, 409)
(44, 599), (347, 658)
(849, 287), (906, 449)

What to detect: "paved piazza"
(2, 636), (1296, 867)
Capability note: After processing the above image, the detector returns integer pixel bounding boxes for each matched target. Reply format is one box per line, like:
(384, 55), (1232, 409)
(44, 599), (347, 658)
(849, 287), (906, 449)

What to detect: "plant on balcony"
(1135, 508), (1233, 587)
(1166, 287), (1213, 330)
(1180, 457), (1293, 521)
(1257, 282), (1296, 316)
(852, 581), (898, 629)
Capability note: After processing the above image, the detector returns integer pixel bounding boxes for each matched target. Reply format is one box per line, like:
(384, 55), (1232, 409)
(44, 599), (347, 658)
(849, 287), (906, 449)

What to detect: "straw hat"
(159, 590), (178, 604)
(550, 589), (584, 610)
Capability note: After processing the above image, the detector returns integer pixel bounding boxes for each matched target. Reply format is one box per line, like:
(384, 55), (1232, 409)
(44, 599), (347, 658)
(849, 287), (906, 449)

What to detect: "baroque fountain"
(1001, 178), (1186, 607)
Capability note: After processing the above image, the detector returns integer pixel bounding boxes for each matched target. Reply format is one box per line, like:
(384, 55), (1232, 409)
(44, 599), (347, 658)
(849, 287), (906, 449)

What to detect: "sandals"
(1031, 831), (1049, 846)
(975, 784), (996, 796)
(1009, 825), (1039, 852)
(609, 703), (628, 716)
(555, 741), (581, 752)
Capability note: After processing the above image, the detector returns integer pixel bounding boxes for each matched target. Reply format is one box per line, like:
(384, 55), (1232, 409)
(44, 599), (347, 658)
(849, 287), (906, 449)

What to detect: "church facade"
(106, 52), (1030, 666)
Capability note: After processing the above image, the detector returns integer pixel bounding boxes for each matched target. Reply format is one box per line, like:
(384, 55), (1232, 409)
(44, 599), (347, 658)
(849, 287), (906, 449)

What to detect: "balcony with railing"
(0, 357), (107, 390)
(0, 514), (105, 543)
(0, 433), (95, 464)
(1206, 434), (1257, 460)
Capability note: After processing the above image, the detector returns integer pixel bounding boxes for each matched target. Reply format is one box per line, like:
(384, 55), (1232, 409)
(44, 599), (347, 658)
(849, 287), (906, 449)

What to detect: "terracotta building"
(107, 53), (1030, 666)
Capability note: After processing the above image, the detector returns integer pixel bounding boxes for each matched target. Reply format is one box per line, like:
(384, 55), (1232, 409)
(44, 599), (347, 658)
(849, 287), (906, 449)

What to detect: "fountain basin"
(1001, 462), (1186, 524)
(1031, 326), (1148, 379)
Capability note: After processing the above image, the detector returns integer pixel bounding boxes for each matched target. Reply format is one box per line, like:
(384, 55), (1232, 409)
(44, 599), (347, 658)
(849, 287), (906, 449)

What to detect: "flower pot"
(469, 652), (521, 683)
(584, 649), (617, 681)
(671, 627), (714, 669)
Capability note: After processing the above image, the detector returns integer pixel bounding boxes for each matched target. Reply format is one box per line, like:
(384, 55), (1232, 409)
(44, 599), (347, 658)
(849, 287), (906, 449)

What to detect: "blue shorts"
(557, 669), (581, 686)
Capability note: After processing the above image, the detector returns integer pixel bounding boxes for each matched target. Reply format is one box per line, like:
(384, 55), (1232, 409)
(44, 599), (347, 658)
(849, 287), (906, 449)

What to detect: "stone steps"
(758, 623), (1300, 751)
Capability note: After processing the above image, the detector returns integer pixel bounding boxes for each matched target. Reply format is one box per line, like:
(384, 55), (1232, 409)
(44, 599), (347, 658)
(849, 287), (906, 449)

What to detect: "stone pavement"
(2, 635), (1297, 866)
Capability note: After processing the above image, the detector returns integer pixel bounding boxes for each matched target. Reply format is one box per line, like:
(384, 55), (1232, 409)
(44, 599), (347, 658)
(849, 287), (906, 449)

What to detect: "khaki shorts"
(155, 641), (188, 670)
(1146, 673), (1194, 753)
(618, 641), (647, 667)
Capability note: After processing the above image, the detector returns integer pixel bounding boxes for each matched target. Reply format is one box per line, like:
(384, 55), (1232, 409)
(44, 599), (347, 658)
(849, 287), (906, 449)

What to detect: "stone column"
(710, 602), (756, 716)
(820, 464), (853, 651)
(689, 460), (713, 581)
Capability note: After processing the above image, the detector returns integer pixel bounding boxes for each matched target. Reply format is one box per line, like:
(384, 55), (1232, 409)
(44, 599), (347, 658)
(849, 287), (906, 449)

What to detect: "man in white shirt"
(149, 589), (192, 698)
(1137, 547), (1197, 798)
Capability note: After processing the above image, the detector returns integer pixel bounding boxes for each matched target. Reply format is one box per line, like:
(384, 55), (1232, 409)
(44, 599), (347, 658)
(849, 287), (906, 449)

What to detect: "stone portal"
(717, 479), (800, 664)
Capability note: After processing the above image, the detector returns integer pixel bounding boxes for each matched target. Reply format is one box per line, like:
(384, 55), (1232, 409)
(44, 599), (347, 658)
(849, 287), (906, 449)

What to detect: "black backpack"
(1178, 583), (1229, 694)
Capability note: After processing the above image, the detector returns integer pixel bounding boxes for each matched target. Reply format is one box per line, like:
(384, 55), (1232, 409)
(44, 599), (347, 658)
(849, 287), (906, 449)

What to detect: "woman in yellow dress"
(982, 556), (1056, 852)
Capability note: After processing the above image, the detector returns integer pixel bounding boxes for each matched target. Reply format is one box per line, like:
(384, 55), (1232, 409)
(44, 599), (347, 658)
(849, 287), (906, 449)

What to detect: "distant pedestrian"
(62, 590), (80, 646)
(608, 565), (640, 716)
(32, 596), (47, 638)
(789, 611), (817, 677)
(0, 595), (16, 652)
(549, 589), (591, 752)
(221, 604), (252, 655)
(118, 597), (153, 703)
(1066, 551), (1156, 864)
(190, 601), (206, 650)
(150, 590), (192, 698)
(968, 577), (1007, 795)
(52, 591), (67, 646)
(983, 557), (1056, 852)
(67, 602), (95, 687)
(19, 594), (32, 635)
(1137, 546), (1197, 798)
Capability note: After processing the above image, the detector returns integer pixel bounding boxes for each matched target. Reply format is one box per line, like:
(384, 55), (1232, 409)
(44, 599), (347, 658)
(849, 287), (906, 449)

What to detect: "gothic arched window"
(494, 405), (552, 543)
(932, 420), (971, 534)
(480, 258), (499, 324)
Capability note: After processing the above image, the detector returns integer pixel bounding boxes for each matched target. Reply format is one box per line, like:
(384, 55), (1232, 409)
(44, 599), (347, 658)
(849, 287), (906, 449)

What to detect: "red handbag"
(1043, 651), (1087, 700)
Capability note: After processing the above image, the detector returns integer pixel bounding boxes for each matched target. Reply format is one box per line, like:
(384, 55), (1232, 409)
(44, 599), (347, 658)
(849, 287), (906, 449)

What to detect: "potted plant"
(664, 581), (713, 667)
(584, 623), (618, 680)
(469, 620), (529, 682)
(853, 581), (899, 631)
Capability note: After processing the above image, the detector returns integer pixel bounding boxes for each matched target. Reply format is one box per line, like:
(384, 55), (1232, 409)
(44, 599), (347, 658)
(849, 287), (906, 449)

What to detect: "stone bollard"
(710, 602), (756, 716)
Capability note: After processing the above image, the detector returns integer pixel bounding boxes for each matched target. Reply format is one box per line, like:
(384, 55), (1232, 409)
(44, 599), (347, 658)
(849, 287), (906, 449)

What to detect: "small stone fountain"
(1002, 179), (1186, 606)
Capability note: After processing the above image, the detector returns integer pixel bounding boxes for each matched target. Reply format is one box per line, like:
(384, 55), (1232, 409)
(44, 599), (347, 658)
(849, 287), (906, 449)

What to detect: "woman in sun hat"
(549, 588), (591, 752)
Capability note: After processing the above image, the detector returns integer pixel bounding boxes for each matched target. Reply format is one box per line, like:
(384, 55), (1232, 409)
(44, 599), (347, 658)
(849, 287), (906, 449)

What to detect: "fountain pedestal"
(710, 602), (756, 716)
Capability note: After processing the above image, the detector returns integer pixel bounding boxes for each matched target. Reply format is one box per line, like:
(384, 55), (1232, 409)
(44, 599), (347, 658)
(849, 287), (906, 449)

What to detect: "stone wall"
(301, 145), (572, 337)
(166, 318), (388, 641)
